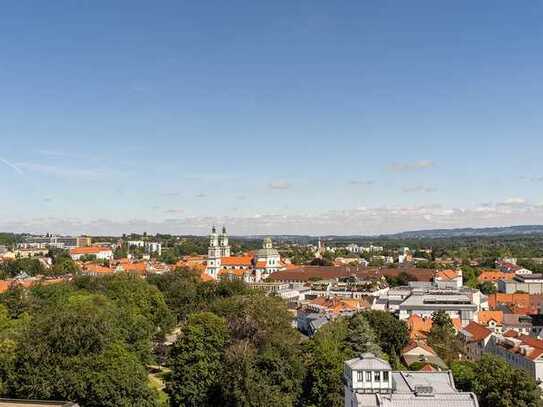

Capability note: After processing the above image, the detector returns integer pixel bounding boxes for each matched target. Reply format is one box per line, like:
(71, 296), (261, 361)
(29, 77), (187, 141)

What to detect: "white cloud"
(269, 180), (290, 190)
(387, 160), (435, 172)
(4, 202), (543, 236)
(402, 186), (437, 193)
(499, 197), (527, 206)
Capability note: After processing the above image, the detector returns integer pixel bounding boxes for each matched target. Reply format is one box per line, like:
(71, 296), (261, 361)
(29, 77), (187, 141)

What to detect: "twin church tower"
(206, 226), (230, 279)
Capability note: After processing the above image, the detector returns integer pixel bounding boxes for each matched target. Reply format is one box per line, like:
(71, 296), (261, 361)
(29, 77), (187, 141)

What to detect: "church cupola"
(219, 225), (231, 257)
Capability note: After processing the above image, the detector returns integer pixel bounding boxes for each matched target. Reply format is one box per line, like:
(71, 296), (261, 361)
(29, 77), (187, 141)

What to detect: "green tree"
(345, 314), (382, 356)
(73, 274), (175, 362)
(211, 294), (305, 406)
(362, 310), (409, 363)
(427, 310), (461, 364)
(167, 312), (230, 407)
(478, 281), (497, 295)
(8, 294), (158, 407)
(302, 314), (383, 407)
(452, 355), (543, 407)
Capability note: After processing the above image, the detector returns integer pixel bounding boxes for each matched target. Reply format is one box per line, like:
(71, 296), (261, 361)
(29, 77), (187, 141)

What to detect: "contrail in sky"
(0, 158), (23, 175)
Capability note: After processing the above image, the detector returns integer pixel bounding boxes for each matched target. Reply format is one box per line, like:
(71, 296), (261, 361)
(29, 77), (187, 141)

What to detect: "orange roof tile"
(255, 261), (267, 268)
(478, 310), (504, 326)
(488, 293), (530, 309)
(220, 256), (253, 266)
(84, 263), (113, 274)
(407, 314), (461, 338)
(462, 321), (491, 342)
(70, 246), (111, 255)
(435, 269), (459, 280)
(407, 315), (433, 339)
(517, 335), (543, 360)
(478, 271), (514, 282)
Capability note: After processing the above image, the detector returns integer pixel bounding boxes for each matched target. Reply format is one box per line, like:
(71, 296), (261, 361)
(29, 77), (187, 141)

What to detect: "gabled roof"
(435, 269), (458, 280)
(407, 314), (462, 339)
(462, 321), (491, 342)
(478, 310), (503, 325)
(84, 263), (113, 274)
(401, 340), (436, 355)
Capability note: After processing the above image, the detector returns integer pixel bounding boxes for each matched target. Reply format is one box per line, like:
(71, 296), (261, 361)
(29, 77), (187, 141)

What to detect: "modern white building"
(397, 288), (479, 326)
(69, 246), (113, 261)
(127, 240), (162, 255)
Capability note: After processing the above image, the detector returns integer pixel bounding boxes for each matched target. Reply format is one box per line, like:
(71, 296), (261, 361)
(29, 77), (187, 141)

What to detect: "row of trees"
(0, 273), (175, 406)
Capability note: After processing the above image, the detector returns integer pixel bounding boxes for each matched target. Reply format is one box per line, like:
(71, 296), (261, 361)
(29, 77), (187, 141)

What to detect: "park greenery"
(0, 264), (540, 406)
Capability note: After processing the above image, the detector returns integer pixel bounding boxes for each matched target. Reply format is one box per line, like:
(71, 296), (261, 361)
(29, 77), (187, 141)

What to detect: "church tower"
(206, 226), (221, 279)
(219, 226), (231, 257)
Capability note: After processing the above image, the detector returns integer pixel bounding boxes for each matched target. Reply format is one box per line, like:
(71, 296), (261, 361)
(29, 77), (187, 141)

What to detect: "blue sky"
(1, 1), (543, 235)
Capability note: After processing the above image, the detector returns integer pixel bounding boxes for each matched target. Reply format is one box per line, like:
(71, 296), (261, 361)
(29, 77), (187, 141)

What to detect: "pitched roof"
(70, 246), (111, 255)
(221, 256), (253, 266)
(308, 296), (369, 314)
(435, 269), (458, 280)
(488, 293), (530, 309)
(84, 263), (113, 274)
(462, 321), (492, 342)
(407, 314), (462, 339)
(478, 271), (514, 282)
(401, 340), (436, 355)
(478, 310), (504, 325)
(407, 315), (433, 339)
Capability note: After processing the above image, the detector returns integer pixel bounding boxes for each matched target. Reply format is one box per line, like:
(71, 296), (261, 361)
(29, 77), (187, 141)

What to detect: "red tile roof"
(435, 269), (458, 280)
(221, 256), (253, 266)
(70, 246), (111, 255)
(488, 293), (530, 309)
(478, 271), (514, 282)
(478, 310), (504, 326)
(462, 321), (491, 342)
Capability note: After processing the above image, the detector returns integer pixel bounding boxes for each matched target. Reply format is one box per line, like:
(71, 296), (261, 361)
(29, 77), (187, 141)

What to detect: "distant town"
(2, 227), (543, 406)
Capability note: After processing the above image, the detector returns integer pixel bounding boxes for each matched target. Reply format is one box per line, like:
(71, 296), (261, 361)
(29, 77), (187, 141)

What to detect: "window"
(366, 371), (371, 381)
(374, 371), (380, 382)
(357, 371), (364, 382)
(383, 371), (389, 381)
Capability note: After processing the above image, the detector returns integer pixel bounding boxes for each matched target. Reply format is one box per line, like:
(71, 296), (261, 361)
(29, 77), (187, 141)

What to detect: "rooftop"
(345, 353), (392, 371)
